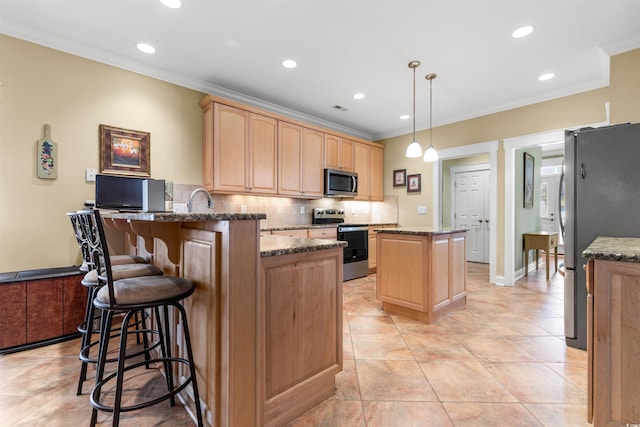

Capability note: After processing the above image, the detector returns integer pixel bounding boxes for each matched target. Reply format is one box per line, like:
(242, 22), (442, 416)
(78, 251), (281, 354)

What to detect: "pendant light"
(405, 60), (423, 158)
(423, 73), (439, 162)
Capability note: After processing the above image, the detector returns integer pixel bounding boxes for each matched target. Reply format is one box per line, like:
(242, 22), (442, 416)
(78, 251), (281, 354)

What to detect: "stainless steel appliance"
(312, 208), (368, 281)
(562, 122), (640, 350)
(324, 168), (358, 197)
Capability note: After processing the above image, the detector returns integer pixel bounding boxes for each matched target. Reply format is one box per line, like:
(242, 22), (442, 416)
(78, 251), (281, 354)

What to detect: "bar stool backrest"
(68, 210), (117, 305)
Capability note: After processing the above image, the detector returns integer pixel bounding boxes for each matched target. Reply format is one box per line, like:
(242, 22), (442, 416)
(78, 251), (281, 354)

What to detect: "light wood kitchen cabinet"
(353, 142), (384, 202)
(586, 256), (640, 426)
(368, 225), (397, 274)
(324, 134), (354, 171)
(204, 102), (277, 195)
(278, 122), (324, 198)
(376, 229), (467, 323)
(260, 248), (343, 426)
(307, 227), (337, 240)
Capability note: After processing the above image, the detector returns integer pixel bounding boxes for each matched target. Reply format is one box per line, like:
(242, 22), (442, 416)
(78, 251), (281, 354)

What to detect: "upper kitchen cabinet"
(202, 101), (277, 195)
(353, 142), (384, 201)
(324, 134), (354, 171)
(278, 122), (324, 198)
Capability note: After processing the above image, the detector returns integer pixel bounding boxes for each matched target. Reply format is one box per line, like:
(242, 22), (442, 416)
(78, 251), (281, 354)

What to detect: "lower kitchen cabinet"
(586, 257), (640, 426)
(0, 272), (86, 352)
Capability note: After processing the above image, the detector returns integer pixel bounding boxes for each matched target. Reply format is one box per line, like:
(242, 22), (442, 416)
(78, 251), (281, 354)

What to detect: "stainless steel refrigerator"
(562, 122), (640, 350)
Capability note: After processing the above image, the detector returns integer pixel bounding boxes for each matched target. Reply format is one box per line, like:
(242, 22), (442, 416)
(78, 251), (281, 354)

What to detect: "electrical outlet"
(299, 206), (305, 215)
(173, 203), (188, 213)
(417, 206), (428, 214)
(241, 205), (247, 213)
(85, 168), (97, 182)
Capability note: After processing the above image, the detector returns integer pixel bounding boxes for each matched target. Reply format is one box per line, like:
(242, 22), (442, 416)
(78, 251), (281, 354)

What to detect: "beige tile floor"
(0, 261), (589, 426)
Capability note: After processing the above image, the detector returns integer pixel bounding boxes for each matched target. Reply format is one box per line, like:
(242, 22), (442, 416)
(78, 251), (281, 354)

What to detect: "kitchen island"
(375, 227), (467, 323)
(582, 237), (640, 426)
(100, 212), (345, 427)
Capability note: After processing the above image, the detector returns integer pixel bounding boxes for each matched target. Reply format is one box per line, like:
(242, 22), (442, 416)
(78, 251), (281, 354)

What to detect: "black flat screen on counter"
(95, 174), (143, 210)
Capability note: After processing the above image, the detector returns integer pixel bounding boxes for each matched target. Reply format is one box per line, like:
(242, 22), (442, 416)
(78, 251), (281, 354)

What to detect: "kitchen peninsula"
(100, 211), (345, 427)
(375, 227), (467, 323)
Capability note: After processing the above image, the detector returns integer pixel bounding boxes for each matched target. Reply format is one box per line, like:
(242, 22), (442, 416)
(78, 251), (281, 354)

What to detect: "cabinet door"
(353, 143), (370, 201)
(324, 135), (354, 171)
(307, 228), (337, 240)
(62, 275), (87, 335)
(450, 233), (467, 302)
(301, 128), (324, 198)
(249, 113), (278, 194)
(27, 279), (63, 343)
(369, 146), (384, 201)
(214, 103), (249, 193)
(431, 236), (451, 311)
(278, 122), (303, 196)
(0, 282), (27, 349)
(368, 230), (377, 270)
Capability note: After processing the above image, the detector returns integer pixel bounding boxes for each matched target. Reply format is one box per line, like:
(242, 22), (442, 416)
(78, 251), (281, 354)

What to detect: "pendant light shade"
(405, 60), (423, 158)
(423, 73), (438, 162)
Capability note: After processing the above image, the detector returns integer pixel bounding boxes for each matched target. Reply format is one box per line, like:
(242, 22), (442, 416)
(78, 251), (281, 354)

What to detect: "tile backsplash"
(173, 183), (398, 228)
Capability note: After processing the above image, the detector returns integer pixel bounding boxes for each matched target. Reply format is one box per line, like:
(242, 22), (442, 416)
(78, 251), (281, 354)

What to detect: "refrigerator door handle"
(564, 267), (576, 339)
(559, 165), (565, 238)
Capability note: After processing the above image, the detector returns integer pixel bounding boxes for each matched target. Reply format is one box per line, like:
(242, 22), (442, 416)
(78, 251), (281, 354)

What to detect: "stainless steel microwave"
(324, 168), (358, 197)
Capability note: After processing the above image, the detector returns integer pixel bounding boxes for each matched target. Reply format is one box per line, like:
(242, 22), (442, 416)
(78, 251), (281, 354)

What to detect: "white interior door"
(453, 168), (490, 263)
(540, 174), (564, 250)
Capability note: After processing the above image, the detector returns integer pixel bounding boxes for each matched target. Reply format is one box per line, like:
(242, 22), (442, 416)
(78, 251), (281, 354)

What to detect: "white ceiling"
(2, 0), (639, 141)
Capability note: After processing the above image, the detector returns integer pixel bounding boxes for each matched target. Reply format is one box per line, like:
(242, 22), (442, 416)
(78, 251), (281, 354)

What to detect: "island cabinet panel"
(589, 258), (640, 426)
(260, 249), (343, 427)
(377, 236), (426, 310)
(376, 230), (467, 324)
(178, 227), (220, 419)
(26, 279), (63, 343)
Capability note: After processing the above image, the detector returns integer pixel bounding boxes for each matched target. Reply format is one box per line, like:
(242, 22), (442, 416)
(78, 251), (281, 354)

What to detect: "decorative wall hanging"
(393, 169), (407, 187)
(523, 152), (534, 207)
(100, 124), (150, 177)
(37, 124), (58, 179)
(407, 173), (422, 193)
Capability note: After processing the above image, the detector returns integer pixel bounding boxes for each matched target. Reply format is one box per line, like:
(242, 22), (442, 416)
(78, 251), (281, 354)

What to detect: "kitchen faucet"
(187, 188), (214, 213)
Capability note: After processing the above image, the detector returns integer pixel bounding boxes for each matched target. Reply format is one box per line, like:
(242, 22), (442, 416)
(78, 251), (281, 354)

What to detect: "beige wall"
(379, 48), (640, 279)
(1, 32), (638, 275)
(0, 35), (205, 271)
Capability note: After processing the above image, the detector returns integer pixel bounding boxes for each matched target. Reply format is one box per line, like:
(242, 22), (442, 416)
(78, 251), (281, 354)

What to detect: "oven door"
(338, 225), (368, 263)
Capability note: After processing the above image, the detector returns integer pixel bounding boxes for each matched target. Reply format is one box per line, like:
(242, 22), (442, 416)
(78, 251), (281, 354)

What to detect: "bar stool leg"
(176, 302), (204, 427)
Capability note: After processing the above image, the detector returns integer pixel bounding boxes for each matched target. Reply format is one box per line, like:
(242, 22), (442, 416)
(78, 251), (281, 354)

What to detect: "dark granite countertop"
(260, 234), (346, 257)
(582, 236), (640, 263)
(100, 211), (267, 222)
(374, 226), (468, 235)
(261, 222), (397, 232)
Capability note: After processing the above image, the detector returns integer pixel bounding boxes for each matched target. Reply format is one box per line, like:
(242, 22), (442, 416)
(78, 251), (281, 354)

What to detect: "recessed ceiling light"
(512, 25), (534, 38)
(282, 59), (297, 69)
(538, 73), (555, 81)
(353, 93), (365, 100)
(160, 0), (182, 8)
(136, 43), (156, 54)
(400, 114), (410, 120)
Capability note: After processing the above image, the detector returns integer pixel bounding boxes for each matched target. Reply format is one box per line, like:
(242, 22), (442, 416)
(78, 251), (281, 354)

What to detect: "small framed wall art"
(523, 152), (534, 208)
(99, 124), (150, 177)
(393, 169), (407, 187)
(407, 173), (421, 193)
(37, 124), (57, 179)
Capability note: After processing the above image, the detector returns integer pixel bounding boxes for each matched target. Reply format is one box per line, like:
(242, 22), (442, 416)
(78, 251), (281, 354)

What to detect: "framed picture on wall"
(99, 124), (151, 177)
(523, 152), (534, 208)
(393, 169), (406, 187)
(407, 173), (421, 193)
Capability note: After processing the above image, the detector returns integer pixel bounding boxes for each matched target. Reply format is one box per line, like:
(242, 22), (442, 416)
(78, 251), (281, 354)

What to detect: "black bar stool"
(72, 210), (203, 427)
(69, 212), (165, 395)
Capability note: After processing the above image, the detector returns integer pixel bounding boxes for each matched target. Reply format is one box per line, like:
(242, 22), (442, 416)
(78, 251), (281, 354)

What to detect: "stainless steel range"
(313, 208), (368, 281)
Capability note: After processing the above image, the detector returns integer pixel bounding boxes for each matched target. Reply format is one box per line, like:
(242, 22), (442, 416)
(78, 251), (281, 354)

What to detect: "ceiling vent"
(331, 105), (348, 112)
